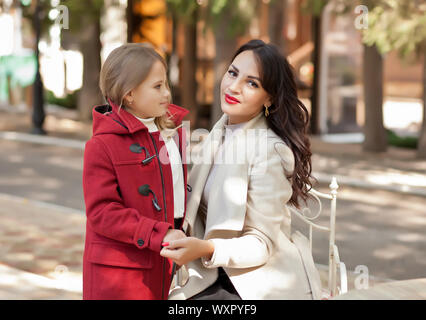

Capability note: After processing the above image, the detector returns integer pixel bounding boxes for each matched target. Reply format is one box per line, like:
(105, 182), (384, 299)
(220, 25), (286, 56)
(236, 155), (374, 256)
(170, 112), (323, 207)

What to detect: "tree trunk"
(309, 14), (321, 134)
(212, 12), (237, 128)
(78, 16), (103, 122)
(362, 43), (387, 152)
(126, 0), (134, 42)
(181, 12), (198, 129)
(31, 0), (45, 134)
(417, 57), (426, 158)
(268, 0), (286, 53)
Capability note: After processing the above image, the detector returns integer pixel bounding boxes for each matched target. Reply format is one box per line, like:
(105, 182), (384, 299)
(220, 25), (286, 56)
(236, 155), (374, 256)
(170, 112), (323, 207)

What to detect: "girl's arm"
(83, 137), (182, 252)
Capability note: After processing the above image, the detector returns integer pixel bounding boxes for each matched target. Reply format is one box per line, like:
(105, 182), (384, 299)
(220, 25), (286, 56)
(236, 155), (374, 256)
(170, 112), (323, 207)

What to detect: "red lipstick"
(225, 94), (240, 104)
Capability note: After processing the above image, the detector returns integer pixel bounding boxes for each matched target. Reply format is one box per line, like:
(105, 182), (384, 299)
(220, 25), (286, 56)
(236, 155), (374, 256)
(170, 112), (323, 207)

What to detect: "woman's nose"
(228, 79), (242, 94)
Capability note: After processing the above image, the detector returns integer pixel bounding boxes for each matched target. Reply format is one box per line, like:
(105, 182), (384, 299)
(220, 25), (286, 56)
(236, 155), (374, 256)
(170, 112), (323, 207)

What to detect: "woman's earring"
(264, 105), (270, 117)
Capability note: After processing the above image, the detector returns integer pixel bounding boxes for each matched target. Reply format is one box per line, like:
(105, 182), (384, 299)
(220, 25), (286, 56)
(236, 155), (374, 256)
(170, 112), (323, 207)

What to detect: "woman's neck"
(227, 111), (261, 125)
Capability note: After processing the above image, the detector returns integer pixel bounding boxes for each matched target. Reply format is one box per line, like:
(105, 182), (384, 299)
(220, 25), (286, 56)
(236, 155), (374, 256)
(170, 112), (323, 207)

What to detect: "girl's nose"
(163, 88), (171, 99)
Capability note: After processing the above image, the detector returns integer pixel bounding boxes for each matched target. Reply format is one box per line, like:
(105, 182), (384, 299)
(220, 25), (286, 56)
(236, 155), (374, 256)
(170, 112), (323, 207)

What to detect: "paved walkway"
(0, 193), (84, 299)
(310, 136), (426, 197)
(0, 192), (397, 300)
(0, 105), (425, 299)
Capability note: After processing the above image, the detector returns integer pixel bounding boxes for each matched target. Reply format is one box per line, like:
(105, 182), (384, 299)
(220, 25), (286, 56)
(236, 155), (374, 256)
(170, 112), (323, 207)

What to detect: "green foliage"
(166, 0), (199, 24)
(59, 0), (104, 33)
(328, 0), (425, 60)
(208, 0), (257, 37)
(362, 0), (426, 59)
(301, 0), (330, 16)
(19, 0), (104, 37)
(20, 0), (54, 36)
(166, 0), (256, 37)
(45, 89), (79, 109)
(386, 129), (418, 149)
(303, 0), (425, 59)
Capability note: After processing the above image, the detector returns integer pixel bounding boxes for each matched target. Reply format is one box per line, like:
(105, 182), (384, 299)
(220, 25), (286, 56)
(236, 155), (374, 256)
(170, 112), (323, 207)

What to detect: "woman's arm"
(160, 237), (214, 266)
(161, 140), (294, 268)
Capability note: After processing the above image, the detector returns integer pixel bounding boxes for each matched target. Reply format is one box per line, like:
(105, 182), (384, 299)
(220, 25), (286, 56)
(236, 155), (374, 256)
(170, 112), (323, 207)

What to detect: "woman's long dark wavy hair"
(231, 39), (314, 208)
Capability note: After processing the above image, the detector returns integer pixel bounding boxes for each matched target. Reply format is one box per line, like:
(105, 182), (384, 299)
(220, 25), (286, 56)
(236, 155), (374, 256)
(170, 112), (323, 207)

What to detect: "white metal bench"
(289, 177), (348, 298)
(173, 177), (348, 299)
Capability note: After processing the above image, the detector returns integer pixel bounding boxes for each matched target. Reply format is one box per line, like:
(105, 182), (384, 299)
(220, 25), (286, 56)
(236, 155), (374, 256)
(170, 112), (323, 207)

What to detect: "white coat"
(168, 111), (322, 300)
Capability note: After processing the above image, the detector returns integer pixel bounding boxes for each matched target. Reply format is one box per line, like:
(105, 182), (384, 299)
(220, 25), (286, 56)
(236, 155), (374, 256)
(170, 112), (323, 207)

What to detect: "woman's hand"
(160, 237), (215, 266)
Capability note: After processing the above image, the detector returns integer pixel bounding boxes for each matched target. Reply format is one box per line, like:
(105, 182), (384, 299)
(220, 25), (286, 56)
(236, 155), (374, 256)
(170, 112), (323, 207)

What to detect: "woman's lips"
(225, 94), (240, 104)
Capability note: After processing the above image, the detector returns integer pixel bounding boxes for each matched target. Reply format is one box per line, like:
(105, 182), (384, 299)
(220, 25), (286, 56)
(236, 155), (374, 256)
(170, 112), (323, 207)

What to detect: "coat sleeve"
(201, 139), (294, 269)
(83, 137), (172, 252)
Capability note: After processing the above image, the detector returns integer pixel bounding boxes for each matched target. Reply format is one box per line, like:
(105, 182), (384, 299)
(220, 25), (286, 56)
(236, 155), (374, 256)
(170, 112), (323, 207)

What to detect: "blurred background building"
(0, 0), (424, 154)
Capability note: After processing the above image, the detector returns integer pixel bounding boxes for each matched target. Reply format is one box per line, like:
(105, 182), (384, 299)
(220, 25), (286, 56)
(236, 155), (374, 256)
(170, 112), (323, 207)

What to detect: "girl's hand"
(160, 237), (215, 266)
(162, 229), (186, 244)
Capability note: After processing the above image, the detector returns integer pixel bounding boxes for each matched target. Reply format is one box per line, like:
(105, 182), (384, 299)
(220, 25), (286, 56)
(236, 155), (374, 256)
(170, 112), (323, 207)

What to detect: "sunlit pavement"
(0, 193), (84, 299)
(1, 186), (425, 299)
(0, 263), (81, 300)
(310, 135), (426, 197)
(0, 107), (425, 299)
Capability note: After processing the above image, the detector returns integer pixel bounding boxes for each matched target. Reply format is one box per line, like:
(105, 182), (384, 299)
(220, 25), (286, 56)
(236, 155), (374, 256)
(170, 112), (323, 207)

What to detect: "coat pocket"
(88, 241), (153, 269)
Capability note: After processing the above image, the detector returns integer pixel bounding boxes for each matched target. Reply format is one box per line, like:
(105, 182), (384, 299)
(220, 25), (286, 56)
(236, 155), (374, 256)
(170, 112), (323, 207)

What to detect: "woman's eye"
(248, 80), (259, 88)
(228, 70), (237, 77)
(154, 84), (162, 89)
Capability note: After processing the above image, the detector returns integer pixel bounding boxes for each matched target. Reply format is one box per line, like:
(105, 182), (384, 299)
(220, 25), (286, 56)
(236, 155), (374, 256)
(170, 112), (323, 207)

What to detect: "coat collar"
(197, 111), (266, 165)
(107, 99), (189, 135)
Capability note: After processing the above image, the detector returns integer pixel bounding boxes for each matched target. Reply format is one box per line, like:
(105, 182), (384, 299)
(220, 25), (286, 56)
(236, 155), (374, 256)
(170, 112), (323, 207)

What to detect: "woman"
(161, 39), (322, 300)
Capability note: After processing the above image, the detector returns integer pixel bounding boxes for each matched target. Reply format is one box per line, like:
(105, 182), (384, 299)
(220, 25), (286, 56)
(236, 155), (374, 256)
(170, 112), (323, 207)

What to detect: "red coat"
(82, 101), (189, 300)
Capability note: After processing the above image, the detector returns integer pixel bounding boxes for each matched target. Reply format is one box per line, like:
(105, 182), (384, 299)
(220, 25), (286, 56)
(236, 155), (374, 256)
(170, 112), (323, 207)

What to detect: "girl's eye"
(228, 70), (237, 77)
(248, 80), (259, 88)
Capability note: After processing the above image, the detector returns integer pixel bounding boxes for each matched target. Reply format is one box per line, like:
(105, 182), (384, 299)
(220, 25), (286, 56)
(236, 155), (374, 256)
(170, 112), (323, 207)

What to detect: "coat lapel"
(204, 158), (248, 236)
(183, 111), (266, 237)
(183, 114), (227, 232)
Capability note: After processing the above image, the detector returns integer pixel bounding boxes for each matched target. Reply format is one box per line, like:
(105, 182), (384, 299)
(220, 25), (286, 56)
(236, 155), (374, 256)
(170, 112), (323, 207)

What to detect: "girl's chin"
(154, 106), (168, 117)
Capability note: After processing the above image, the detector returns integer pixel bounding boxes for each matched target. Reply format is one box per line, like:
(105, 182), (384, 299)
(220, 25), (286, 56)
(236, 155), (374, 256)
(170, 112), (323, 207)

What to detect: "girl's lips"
(225, 94), (240, 104)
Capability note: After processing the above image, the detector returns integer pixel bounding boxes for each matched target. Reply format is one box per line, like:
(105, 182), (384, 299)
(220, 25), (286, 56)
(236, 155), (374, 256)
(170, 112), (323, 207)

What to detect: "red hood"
(91, 101), (189, 136)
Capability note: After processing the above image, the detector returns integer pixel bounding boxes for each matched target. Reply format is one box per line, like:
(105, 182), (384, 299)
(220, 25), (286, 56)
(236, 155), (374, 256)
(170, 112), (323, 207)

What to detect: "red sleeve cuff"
(133, 218), (172, 252)
(133, 218), (156, 250)
(150, 221), (173, 252)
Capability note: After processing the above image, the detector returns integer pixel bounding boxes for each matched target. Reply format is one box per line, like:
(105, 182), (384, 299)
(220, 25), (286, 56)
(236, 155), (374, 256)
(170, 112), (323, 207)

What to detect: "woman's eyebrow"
(247, 75), (261, 81)
(230, 64), (239, 72)
(231, 64), (260, 81)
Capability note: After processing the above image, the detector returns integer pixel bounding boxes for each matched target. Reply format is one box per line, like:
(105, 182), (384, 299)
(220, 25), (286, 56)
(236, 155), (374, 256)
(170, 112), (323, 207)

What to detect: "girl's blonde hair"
(99, 43), (179, 136)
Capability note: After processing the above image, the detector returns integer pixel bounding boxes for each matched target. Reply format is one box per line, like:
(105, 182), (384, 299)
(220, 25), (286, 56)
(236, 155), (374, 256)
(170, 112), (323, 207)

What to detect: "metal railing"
(289, 177), (348, 297)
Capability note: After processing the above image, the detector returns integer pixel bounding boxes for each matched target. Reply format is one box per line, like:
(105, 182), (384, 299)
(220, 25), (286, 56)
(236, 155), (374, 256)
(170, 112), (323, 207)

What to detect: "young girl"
(82, 43), (189, 300)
